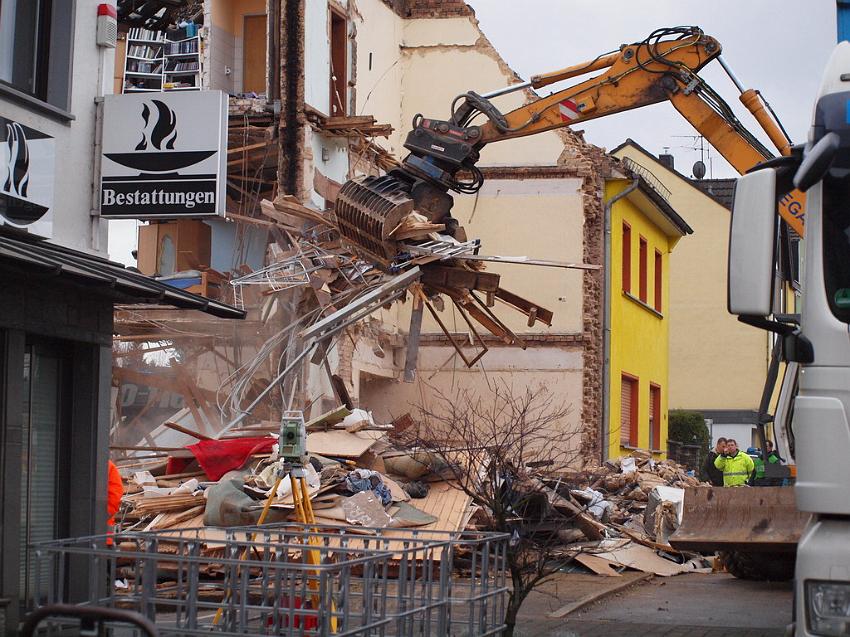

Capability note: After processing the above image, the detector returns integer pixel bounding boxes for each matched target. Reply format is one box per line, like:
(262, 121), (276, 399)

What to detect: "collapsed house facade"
(113, 0), (691, 470)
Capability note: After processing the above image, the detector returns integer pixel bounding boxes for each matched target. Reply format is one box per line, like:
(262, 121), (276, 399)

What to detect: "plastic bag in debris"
(256, 461), (321, 499)
(345, 468), (392, 505)
(342, 408), (375, 430)
(571, 487), (613, 521)
(620, 457), (637, 474)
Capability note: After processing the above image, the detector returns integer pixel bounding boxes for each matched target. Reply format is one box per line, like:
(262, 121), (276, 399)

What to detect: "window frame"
(328, 6), (348, 117)
(0, 0), (75, 120)
(649, 383), (661, 451)
(622, 221), (631, 294)
(654, 249), (663, 312)
(639, 236), (648, 303)
(620, 372), (639, 447)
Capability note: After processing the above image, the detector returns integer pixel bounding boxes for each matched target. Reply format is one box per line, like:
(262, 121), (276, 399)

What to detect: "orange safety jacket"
(107, 460), (123, 542)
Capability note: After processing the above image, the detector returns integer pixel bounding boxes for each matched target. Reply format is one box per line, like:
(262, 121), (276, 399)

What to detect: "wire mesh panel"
(29, 525), (508, 637)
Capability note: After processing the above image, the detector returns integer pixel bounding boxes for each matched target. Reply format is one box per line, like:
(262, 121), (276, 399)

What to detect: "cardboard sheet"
(594, 539), (687, 577)
(306, 430), (380, 458)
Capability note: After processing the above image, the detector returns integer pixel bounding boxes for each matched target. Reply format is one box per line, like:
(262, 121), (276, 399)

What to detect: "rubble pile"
(114, 408), (475, 540)
(114, 421), (710, 577)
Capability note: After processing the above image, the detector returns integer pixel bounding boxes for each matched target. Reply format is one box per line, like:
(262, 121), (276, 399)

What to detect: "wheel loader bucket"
(669, 486), (810, 553)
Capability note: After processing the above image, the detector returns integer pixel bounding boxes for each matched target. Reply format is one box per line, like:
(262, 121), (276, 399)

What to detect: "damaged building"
(110, 0), (692, 473)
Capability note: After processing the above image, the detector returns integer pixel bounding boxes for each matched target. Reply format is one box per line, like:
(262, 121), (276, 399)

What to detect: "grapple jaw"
(334, 169), (455, 270)
(334, 175), (414, 269)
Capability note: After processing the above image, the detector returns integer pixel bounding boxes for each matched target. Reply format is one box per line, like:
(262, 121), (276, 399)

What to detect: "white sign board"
(100, 90), (227, 219)
(0, 116), (55, 233)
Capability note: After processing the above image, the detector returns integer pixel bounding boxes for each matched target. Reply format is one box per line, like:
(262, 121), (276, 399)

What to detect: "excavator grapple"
(334, 175), (414, 269)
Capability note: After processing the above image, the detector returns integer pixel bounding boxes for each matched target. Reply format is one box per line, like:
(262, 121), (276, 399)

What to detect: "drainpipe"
(601, 178), (639, 465)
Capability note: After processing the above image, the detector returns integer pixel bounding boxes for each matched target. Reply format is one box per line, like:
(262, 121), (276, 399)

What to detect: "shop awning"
(0, 226), (244, 319)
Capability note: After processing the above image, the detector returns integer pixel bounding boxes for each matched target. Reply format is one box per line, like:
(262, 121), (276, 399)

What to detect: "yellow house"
(606, 173), (691, 459)
(612, 140), (776, 448)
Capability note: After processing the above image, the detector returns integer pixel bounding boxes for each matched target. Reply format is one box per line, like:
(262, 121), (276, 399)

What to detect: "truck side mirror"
(728, 169), (777, 317)
(794, 132), (840, 192)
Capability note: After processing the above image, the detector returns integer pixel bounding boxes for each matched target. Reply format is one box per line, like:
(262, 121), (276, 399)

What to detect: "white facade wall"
(0, 0), (114, 253)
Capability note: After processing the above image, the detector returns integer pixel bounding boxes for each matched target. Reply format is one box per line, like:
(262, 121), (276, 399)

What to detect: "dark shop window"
(0, 0), (75, 110)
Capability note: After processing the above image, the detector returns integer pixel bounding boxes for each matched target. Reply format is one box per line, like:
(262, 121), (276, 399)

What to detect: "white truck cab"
(729, 41), (850, 637)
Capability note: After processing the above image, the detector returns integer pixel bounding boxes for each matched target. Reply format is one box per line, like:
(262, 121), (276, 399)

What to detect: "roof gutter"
(601, 178), (639, 465)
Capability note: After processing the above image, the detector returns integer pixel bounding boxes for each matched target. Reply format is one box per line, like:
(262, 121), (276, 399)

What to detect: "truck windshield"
(822, 173), (850, 323)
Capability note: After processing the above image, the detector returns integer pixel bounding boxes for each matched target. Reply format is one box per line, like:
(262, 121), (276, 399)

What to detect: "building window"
(0, 0), (74, 110)
(639, 236), (648, 303)
(620, 373), (638, 447)
(649, 384), (661, 451)
(622, 222), (631, 293)
(329, 7), (347, 116)
(18, 341), (71, 611)
(654, 249), (663, 312)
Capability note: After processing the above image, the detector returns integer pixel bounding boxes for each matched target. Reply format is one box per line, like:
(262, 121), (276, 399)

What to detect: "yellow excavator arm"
(335, 26), (804, 271)
(474, 28), (804, 235)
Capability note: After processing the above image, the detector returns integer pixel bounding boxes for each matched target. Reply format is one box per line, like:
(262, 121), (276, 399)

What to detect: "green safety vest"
(714, 451), (755, 487)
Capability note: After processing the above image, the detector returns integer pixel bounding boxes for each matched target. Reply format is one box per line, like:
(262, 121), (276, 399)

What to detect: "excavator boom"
(334, 26), (804, 269)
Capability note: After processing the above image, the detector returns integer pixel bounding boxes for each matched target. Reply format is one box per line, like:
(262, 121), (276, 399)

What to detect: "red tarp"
(174, 437), (277, 481)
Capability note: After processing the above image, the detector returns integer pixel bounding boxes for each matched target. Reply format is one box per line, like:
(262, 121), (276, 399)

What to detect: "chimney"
(658, 154), (675, 171)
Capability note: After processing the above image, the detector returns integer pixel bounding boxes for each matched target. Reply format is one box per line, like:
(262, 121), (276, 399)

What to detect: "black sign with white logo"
(100, 91), (227, 219)
(0, 117), (54, 228)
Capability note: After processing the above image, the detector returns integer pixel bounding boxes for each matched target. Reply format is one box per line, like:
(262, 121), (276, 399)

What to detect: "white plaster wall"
(208, 0), (236, 93)
(402, 17), (480, 47)
(353, 0), (406, 157)
(308, 130), (349, 207)
(401, 177), (585, 336)
(0, 2), (113, 253)
(305, 0), (330, 114)
(359, 343), (584, 441)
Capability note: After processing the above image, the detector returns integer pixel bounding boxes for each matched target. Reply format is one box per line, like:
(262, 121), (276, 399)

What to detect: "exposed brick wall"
(556, 136), (618, 466)
(381, 0), (473, 18)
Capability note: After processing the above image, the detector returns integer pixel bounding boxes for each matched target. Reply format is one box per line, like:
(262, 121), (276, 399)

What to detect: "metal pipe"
(716, 55), (746, 94)
(601, 178), (640, 464)
(480, 80), (532, 99)
(530, 51), (621, 89)
(222, 340), (318, 433)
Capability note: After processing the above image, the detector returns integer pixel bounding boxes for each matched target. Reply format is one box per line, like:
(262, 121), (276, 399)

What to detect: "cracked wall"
(347, 0), (612, 463)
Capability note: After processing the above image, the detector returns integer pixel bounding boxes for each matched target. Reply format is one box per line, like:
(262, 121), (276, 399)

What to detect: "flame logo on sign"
(135, 100), (178, 151)
(3, 122), (29, 198)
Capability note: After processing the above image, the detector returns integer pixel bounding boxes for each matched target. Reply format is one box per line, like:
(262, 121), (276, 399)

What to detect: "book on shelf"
(128, 27), (165, 42)
(127, 60), (163, 74)
(166, 61), (199, 73)
(128, 43), (163, 59)
(166, 39), (199, 55)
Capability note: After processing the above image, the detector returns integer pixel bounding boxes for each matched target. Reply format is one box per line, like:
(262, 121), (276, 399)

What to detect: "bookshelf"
(122, 29), (201, 94)
(163, 36), (201, 91)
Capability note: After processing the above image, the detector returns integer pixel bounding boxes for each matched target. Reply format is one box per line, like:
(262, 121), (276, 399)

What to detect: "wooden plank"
(495, 287), (554, 327)
(161, 421), (212, 441)
(227, 141), (269, 155)
(421, 265), (500, 293)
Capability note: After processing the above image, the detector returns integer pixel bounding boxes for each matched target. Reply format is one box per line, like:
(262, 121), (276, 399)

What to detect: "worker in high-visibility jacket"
(107, 460), (123, 544)
(713, 439), (755, 487)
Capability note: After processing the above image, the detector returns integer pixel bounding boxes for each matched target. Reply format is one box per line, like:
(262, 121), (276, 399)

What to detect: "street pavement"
(516, 572), (793, 637)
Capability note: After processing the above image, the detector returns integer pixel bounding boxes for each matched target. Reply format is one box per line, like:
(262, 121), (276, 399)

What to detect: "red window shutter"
(654, 250), (662, 312)
(639, 237), (648, 302)
(650, 384), (661, 450)
(622, 222), (631, 293)
(621, 375), (638, 446)
(620, 378), (631, 446)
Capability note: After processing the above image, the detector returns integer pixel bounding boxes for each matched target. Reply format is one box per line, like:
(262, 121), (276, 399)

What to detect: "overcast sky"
(108, 1), (837, 265)
(467, 0), (836, 179)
